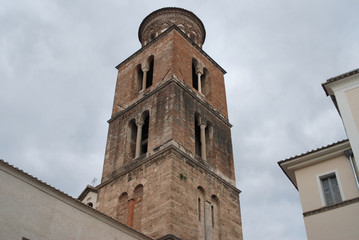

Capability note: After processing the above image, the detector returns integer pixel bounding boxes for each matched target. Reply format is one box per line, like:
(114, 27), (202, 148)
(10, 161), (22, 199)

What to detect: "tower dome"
(138, 7), (206, 48)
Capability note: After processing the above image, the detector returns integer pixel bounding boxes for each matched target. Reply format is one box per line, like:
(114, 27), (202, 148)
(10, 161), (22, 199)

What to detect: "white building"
(0, 159), (152, 240)
(279, 68), (359, 240)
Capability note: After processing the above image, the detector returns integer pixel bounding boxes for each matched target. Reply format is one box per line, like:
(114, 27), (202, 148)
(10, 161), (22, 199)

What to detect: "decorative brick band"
(303, 197), (359, 217)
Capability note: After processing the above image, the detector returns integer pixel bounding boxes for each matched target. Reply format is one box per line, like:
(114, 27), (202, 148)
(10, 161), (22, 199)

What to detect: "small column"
(128, 199), (135, 227)
(197, 72), (202, 94)
(135, 120), (144, 158)
(141, 66), (149, 91)
(200, 123), (207, 160)
(204, 201), (211, 240)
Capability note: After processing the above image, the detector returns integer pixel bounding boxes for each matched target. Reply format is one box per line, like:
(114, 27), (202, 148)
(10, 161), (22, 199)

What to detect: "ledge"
(303, 197), (359, 217)
(108, 77), (232, 127)
(97, 140), (240, 195)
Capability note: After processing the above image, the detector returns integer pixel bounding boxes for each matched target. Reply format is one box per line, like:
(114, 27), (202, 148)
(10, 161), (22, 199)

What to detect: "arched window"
(136, 56), (154, 93)
(192, 59), (199, 91)
(195, 113), (211, 161)
(146, 56), (154, 89)
(205, 121), (213, 160)
(87, 202), (93, 208)
(211, 195), (219, 228)
(192, 59), (209, 96)
(194, 113), (202, 157)
(136, 64), (144, 92)
(133, 184), (144, 230)
(127, 111), (150, 160)
(117, 192), (129, 224)
(201, 68), (209, 97)
(197, 186), (205, 222)
(127, 119), (137, 159)
(140, 111), (149, 156)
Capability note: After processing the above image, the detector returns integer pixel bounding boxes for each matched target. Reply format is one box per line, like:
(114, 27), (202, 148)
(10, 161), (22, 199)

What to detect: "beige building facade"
(279, 68), (359, 240)
(323, 69), (359, 168)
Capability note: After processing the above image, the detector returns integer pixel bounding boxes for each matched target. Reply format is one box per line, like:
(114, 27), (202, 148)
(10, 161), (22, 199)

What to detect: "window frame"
(316, 170), (345, 206)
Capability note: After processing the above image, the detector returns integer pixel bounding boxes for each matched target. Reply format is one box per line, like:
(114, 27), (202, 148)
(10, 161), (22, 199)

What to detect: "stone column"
(197, 72), (202, 94)
(128, 199), (135, 227)
(135, 120), (143, 158)
(200, 123), (207, 160)
(204, 201), (211, 240)
(142, 69), (148, 90)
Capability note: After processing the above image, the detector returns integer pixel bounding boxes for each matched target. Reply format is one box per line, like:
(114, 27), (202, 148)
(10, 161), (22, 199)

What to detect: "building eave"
(322, 67), (359, 113)
(278, 139), (350, 189)
(77, 184), (98, 201)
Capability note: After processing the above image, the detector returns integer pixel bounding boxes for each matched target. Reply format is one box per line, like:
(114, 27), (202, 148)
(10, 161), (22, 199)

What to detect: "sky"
(1, 0), (358, 239)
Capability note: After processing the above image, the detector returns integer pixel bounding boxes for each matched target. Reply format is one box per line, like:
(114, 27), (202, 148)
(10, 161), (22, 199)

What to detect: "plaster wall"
(304, 201), (359, 240)
(0, 164), (150, 240)
(346, 86), (359, 137)
(81, 191), (98, 209)
(295, 154), (359, 212)
(329, 74), (359, 168)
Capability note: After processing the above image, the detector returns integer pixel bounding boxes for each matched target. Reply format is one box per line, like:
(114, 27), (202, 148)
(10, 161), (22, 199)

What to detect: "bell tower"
(96, 7), (243, 240)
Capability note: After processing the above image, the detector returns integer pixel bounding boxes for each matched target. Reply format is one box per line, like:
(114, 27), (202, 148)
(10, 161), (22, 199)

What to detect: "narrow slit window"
(211, 205), (214, 228)
(198, 198), (201, 221)
(146, 58), (154, 88)
(140, 114), (149, 155)
(192, 61), (198, 90)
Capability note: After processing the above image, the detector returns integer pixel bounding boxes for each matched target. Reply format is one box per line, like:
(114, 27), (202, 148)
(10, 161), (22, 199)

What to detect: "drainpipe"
(344, 149), (359, 190)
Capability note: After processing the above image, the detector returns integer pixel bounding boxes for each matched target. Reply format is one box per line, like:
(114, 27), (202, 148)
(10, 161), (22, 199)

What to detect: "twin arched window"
(197, 186), (219, 238)
(137, 56), (154, 92)
(195, 113), (213, 160)
(117, 184), (144, 230)
(127, 111), (150, 159)
(192, 58), (209, 96)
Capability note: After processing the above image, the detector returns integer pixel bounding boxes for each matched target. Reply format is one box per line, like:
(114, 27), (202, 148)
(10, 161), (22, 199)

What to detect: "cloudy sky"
(1, 0), (358, 239)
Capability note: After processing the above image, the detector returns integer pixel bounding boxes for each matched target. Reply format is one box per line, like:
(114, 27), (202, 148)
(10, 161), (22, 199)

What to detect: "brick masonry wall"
(97, 25), (242, 240)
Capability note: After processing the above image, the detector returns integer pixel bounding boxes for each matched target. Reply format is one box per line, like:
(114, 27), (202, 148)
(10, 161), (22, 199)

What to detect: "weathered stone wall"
(98, 18), (242, 240)
(102, 79), (235, 183)
(97, 147), (242, 240)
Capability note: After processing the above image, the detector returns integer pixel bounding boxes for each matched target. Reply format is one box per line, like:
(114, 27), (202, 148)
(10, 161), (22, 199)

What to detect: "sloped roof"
(278, 139), (350, 189)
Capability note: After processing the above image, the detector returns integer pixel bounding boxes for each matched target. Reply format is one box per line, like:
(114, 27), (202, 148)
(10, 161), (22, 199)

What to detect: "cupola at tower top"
(138, 7), (206, 48)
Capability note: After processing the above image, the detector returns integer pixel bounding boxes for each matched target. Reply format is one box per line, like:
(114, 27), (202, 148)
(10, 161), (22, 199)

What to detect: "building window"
(198, 198), (201, 221)
(136, 56), (154, 93)
(320, 173), (342, 206)
(127, 119), (137, 159)
(146, 56), (154, 88)
(87, 202), (93, 208)
(194, 114), (202, 157)
(192, 61), (199, 91)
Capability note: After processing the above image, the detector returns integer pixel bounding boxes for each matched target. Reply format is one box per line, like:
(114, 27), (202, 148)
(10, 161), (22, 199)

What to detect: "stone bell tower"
(96, 7), (243, 240)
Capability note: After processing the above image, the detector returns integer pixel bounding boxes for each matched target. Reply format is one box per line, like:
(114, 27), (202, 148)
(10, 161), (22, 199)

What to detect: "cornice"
(303, 197), (359, 217)
(97, 141), (241, 195)
(278, 140), (350, 189)
(108, 76), (232, 127)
